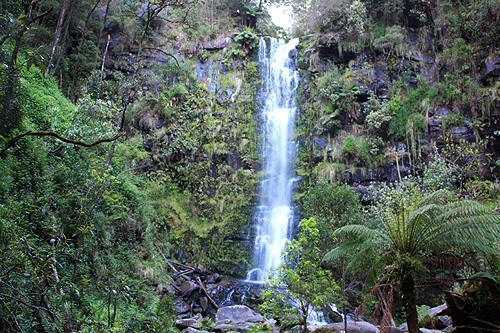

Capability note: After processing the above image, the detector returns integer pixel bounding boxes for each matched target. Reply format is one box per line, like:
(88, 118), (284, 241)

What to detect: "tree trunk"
(46, 0), (70, 74)
(401, 272), (419, 333)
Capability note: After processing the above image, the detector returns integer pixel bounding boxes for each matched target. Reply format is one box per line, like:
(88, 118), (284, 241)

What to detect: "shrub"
(373, 25), (406, 52)
(422, 157), (458, 192)
(316, 67), (361, 132)
(342, 135), (357, 158)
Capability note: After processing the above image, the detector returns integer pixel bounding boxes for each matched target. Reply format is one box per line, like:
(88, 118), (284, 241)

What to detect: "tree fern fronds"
(323, 242), (363, 263)
(362, 253), (394, 293)
(345, 241), (386, 274)
(441, 200), (499, 220)
(415, 189), (452, 208)
(334, 224), (381, 240)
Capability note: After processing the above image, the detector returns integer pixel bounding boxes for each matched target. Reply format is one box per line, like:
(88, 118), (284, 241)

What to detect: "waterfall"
(246, 37), (300, 282)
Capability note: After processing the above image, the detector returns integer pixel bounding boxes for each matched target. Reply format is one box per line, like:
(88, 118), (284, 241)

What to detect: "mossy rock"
(444, 275), (500, 332)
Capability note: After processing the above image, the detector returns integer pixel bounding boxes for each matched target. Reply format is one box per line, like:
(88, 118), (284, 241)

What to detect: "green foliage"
(224, 28), (259, 60)
(311, 161), (345, 183)
(439, 0), (500, 50)
(464, 180), (500, 202)
(316, 66), (362, 132)
(416, 304), (432, 327)
(328, 185), (500, 331)
(340, 134), (382, 167)
(373, 25), (406, 52)
(234, 28), (259, 50)
(342, 135), (357, 157)
(302, 181), (362, 253)
(439, 136), (490, 192)
(346, 0), (368, 39)
(19, 66), (75, 130)
(387, 80), (438, 141)
(422, 157), (458, 192)
(260, 218), (339, 333)
(364, 92), (392, 137)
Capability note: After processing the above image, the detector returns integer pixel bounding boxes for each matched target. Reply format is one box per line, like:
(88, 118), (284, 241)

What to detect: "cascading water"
(246, 37), (300, 282)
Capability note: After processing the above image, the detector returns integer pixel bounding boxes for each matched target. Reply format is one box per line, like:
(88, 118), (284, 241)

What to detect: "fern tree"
(326, 189), (500, 333)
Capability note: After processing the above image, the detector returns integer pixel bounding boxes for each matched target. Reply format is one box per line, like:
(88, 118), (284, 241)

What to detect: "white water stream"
(246, 37), (300, 282)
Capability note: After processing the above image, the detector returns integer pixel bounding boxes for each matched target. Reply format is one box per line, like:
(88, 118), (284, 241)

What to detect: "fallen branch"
(167, 260), (202, 273)
(196, 276), (219, 310)
(154, 243), (179, 274)
(179, 269), (195, 275)
(164, 274), (182, 293)
(1, 131), (124, 156)
(154, 243), (182, 292)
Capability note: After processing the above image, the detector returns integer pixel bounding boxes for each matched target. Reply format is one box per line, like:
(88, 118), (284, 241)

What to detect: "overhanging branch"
(0, 131), (124, 156)
(141, 47), (181, 75)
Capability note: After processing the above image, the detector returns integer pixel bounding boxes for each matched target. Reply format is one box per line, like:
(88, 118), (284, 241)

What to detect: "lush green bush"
(316, 67), (362, 132)
(302, 181), (363, 253)
(260, 218), (339, 333)
(342, 135), (357, 157)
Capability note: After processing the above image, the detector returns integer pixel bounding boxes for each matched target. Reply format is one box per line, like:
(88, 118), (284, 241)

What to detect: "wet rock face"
(202, 37), (232, 51)
(482, 56), (500, 84)
(317, 43), (356, 65)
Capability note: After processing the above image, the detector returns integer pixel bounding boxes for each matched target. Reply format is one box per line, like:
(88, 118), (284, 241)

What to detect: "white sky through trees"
(268, 4), (293, 30)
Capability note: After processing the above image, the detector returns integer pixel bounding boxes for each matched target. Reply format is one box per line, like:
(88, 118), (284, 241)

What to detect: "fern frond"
(334, 224), (381, 240)
(416, 189), (452, 207)
(363, 252), (394, 293)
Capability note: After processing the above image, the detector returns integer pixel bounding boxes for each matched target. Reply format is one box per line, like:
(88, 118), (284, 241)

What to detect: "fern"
(329, 189), (500, 332)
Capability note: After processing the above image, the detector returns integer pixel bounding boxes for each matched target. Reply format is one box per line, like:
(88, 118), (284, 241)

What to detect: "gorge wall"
(125, 24), (500, 277)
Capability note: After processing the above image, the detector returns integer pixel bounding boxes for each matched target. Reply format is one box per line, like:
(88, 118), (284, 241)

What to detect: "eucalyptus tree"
(326, 188), (500, 333)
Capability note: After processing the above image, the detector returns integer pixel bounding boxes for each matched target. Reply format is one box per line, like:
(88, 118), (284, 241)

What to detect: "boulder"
(449, 126), (474, 142)
(429, 108), (450, 117)
(203, 37), (232, 51)
(181, 328), (209, 333)
(176, 318), (201, 330)
(174, 297), (191, 316)
(205, 273), (221, 284)
(315, 321), (379, 333)
(234, 323), (254, 332)
(180, 281), (199, 296)
(427, 303), (447, 317)
(156, 283), (174, 295)
(216, 305), (264, 324)
(481, 56), (500, 84)
(213, 323), (238, 332)
(436, 316), (452, 329)
(313, 136), (329, 150)
(398, 323), (443, 333)
(428, 118), (442, 133)
(388, 327), (404, 333)
(199, 296), (209, 312)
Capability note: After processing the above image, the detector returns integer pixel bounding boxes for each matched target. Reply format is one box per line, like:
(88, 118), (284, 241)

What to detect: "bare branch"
(0, 292), (50, 312)
(141, 47), (181, 75)
(1, 131), (124, 156)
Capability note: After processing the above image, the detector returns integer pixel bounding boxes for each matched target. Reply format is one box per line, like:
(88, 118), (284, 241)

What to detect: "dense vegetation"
(1, 0), (500, 332)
